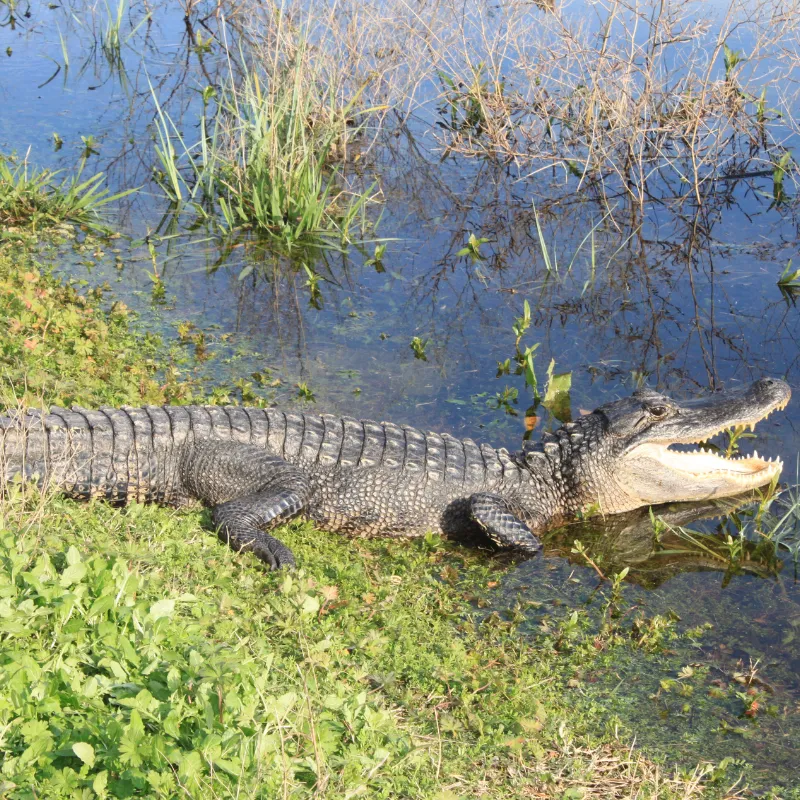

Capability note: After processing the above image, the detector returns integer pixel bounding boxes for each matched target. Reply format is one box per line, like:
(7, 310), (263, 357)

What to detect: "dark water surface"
(3, 0), (800, 790)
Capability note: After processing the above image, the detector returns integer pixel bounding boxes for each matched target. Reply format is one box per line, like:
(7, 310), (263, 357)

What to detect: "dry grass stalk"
(236, 0), (800, 208)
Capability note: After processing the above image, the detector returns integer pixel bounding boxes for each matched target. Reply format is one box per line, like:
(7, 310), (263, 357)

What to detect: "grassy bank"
(0, 242), (739, 798)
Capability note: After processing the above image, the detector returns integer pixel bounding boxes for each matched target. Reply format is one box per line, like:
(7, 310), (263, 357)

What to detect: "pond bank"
(0, 239), (753, 798)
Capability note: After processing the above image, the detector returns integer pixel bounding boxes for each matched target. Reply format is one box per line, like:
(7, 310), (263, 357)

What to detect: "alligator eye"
(648, 405), (669, 418)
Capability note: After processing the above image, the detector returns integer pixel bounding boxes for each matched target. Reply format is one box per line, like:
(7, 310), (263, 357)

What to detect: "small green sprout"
(457, 232), (490, 261)
(365, 243), (386, 272)
(410, 336), (429, 361)
(296, 381), (316, 402)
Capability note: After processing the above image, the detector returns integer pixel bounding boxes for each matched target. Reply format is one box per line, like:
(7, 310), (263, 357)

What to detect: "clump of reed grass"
(214, 62), (378, 248)
(232, 0), (800, 211)
(151, 33), (381, 253)
(0, 152), (133, 233)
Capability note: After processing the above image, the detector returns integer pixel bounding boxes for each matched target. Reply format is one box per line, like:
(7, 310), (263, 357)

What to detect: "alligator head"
(528, 378), (791, 517)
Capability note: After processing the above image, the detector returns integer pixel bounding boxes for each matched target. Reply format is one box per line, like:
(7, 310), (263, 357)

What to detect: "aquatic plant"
(0, 152), (134, 234)
(149, 31), (382, 254)
(496, 299), (572, 425)
(456, 231), (490, 261)
(99, 0), (150, 67)
(409, 335), (429, 361)
(234, 0), (800, 211)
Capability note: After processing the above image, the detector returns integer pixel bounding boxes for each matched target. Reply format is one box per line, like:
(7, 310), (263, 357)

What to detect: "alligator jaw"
(611, 379), (791, 507)
(635, 443), (783, 489)
(642, 389), (788, 488)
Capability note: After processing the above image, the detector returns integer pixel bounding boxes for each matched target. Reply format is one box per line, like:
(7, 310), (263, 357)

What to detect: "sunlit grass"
(0, 153), (134, 234)
(150, 38), (381, 254)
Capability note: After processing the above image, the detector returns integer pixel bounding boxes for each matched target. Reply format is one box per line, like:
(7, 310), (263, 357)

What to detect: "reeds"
(232, 0), (800, 210)
(150, 24), (382, 253)
(0, 152), (134, 233)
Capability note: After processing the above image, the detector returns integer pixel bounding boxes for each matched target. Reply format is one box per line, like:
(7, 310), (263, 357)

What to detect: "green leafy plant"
(296, 381), (316, 402)
(148, 40), (383, 254)
(456, 232), (489, 261)
(542, 359), (572, 422)
(0, 152), (135, 233)
(364, 242), (386, 271)
(409, 335), (429, 361)
(492, 385), (519, 415)
(80, 135), (100, 158)
(722, 42), (746, 83)
(777, 259), (800, 294)
(302, 263), (325, 309)
(436, 61), (500, 136)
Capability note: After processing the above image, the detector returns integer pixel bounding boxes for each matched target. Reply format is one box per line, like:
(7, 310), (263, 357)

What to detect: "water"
(2, 0), (800, 789)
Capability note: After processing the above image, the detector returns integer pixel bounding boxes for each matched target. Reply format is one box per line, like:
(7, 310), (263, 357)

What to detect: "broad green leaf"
(93, 771), (108, 793)
(149, 598), (175, 620)
(60, 561), (87, 586)
(300, 593), (320, 615)
(543, 364), (572, 422)
(72, 741), (95, 767)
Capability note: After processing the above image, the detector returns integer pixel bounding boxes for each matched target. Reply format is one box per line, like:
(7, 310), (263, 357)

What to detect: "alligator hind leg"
(180, 441), (311, 569)
(469, 493), (542, 555)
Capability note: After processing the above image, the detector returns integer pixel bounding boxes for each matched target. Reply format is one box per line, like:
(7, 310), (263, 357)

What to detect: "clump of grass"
(0, 153), (133, 234)
(215, 63), (378, 247)
(151, 35), (381, 254)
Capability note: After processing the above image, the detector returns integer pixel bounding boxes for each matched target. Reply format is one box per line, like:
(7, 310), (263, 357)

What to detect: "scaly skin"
(0, 379), (791, 568)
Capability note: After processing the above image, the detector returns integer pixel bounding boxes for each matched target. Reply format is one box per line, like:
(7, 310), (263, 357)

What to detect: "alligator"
(0, 378), (790, 569)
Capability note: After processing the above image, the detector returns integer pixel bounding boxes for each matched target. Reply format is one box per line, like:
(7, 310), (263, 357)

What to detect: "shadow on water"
(3, 0), (800, 790)
(496, 494), (800, 789)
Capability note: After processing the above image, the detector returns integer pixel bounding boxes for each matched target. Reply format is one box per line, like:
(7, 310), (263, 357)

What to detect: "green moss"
(0, 239), (741, 798)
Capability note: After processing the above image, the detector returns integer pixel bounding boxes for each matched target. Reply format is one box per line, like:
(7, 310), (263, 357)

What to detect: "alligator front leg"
(469, 493), (542, 555)
(180, 441), (311, 569)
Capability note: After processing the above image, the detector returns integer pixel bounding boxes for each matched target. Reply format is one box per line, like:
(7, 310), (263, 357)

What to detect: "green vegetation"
(495, 300), (572, 424)
(0, 154), (132, 235)
(0, 241), (743, 798)
(0, 244), (167, 408)
(100, 0), (150, 66)
(409, 335), (429, 361)
(0, 492), (721, 800)
(151, 40), (380, 254)
(456, 232), (490, 262)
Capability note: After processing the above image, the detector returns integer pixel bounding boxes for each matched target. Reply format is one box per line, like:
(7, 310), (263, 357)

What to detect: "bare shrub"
(238, 0), (800, 206)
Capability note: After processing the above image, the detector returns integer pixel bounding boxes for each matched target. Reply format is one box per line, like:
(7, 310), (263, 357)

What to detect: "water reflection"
(545, 495), (788, 588)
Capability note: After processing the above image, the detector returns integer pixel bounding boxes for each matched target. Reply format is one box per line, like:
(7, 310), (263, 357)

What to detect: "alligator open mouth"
(658, 445), (782, 481)
(614, 381), (791, 507)
(656, 393), (790, 483)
